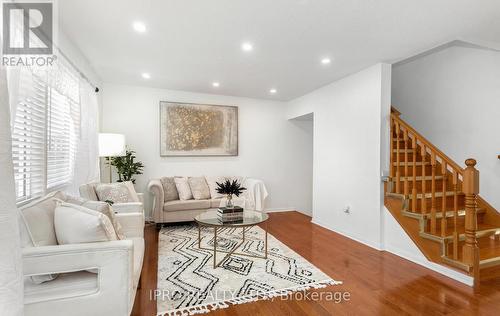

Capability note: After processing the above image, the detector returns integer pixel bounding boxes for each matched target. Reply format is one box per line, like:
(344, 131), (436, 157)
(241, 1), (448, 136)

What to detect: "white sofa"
(148, 177), (268, 224)
(20, 191), (145, 316)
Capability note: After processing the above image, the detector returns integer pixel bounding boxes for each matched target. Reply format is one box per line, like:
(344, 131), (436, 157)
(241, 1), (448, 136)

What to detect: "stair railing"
(390, 108), (480, 286)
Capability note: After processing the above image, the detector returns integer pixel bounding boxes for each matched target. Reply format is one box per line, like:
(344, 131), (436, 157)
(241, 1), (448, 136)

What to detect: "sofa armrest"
(115, 212), (145, 238)
(137, 192), (144, 204)
(23, 240), (133, 276)
(112, 202), (144, 214)
(23, 241), (134, 313)
(147, 179), (164, 223)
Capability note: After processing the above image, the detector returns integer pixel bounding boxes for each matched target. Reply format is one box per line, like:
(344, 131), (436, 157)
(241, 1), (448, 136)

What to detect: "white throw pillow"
(54, 202), (118, 244)
(174, 177), (193, 200)
(226, 176), (247, 187)
(188, 177), (211, 200)
(204, 176), (225, 199)
(19, 191), (67, 247)
(65, 196), (125, 240)
(95, 181), (139, 203)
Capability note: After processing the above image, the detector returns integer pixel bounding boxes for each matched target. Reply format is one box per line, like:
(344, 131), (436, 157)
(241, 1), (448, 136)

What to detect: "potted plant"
(110, 149), (144, 184)
(216, 179), (247, 209)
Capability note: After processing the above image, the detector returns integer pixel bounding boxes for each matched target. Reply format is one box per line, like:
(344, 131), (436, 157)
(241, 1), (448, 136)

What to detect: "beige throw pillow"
(160, 177), (179, 201)
(205, 176), (225, 199)
(188, 177), (211, 200)
(95, 181), (139, 203)
(174, 177), (193, 200)
(54, 202), (118, 244)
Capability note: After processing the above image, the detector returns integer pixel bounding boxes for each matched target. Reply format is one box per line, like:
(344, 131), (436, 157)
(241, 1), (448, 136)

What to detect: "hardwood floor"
(132, 211), (500, 316)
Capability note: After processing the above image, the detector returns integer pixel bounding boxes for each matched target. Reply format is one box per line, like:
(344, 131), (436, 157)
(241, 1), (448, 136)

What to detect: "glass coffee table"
(194, 209), (269, 268)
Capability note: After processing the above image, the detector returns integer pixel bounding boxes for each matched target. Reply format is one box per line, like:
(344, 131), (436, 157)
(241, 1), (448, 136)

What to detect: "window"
(11, 63), (80, 204)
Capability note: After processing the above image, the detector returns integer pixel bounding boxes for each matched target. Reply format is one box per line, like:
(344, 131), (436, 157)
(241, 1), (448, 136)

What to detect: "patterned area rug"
(157, 224), (341, 315)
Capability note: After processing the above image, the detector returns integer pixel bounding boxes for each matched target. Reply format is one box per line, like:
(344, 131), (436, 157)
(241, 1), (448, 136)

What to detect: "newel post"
(462, 158), (480, 288)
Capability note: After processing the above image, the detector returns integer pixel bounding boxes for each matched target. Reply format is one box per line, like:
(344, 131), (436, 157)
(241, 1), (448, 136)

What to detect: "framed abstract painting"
(159, 101), (238, 156)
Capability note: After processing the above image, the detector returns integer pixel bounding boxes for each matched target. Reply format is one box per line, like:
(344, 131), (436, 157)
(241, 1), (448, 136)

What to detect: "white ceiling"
(59, 0), (500, 101)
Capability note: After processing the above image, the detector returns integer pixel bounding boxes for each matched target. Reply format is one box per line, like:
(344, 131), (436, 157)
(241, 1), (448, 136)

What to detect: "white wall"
(287, 63), (392, 249)
(392, 46), (500, 210)
(288, 114), (314, 216)
(101, 83), (313, 218)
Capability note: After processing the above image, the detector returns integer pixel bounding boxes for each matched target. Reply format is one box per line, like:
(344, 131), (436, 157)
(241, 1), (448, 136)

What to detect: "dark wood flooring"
(132, 211), (500, 316)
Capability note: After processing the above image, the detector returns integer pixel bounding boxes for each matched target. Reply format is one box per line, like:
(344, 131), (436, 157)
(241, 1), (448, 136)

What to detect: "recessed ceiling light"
(212, 82), (220, 88)
(241, 42), (253, 52)
(269, 89), (277, 94)
(133, 21), (147, 33)
(141, 73), (151, 79)
(321, 57), (332, 65)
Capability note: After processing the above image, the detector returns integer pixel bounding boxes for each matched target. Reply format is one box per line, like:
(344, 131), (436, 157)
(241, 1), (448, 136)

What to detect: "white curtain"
(0, 60), (24, 315)
(68, 81), (100, 194)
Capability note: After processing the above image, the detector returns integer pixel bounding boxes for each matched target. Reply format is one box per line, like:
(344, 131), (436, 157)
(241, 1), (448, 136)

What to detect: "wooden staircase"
(385, 108), (500, 288)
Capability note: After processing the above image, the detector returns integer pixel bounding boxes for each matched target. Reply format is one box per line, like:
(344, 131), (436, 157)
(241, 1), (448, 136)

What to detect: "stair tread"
(408, 191), (463, 199)
(426, 222), (500, 239)
(392, 175), (444, 181)
(404, 208), (486, 219)
(445, 235), (500, 269)
(393, 162), (430, 166)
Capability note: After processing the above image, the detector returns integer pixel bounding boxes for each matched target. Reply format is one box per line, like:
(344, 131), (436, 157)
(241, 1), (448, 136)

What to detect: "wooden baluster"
(441, 162), (448, 238)
(462, 159), (480, 289)
(403, 130), (409, 198)
(452, 171), (459, 260)
(389, 116), (394, 191)
(411, 135), (417, 212)
(395, 122), (401, 194)
(420, 145), (427, 215)
(430, 152), (437, 234)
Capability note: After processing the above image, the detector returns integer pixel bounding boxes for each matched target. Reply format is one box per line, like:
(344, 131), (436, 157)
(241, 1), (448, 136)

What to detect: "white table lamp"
(99, 133), (126, 182)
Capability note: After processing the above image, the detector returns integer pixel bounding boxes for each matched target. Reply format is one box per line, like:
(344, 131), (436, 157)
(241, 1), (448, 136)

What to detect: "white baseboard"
(265, 208), (296, 213)
(311, 216), (473, 286)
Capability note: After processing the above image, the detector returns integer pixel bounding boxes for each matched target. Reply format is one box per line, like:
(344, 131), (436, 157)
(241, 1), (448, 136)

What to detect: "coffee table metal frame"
(195, 211), (268, 268)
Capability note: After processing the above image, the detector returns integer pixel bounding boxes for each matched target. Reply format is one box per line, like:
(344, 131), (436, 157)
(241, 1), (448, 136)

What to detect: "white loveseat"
(20, 191), (144, 316)
(148, 176), (268, 224)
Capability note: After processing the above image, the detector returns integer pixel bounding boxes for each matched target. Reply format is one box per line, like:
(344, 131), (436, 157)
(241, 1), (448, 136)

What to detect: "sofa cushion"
(210, 198), (223, 208)
(19, 191), (67, 247)
(79, 182), (99, 201)
(54, 202), (118, 244)
(160, 177), (179, 202)
(205, 176), (225, 199)
(188, 177), (211, 200)
(174, 177), (193, 200)
(163, 199), (210, 212)
(95, 181), (139, 203)
(66, 196), (125, 240)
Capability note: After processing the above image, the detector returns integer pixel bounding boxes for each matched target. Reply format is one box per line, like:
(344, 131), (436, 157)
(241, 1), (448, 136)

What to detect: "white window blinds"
(11, 63), (81, 204)
(12, 69), (47, 203)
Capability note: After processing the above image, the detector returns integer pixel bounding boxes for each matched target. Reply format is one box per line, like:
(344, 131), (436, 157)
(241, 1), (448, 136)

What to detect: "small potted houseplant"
(110, 149), (144, 184)
(216, 179), (247, 209)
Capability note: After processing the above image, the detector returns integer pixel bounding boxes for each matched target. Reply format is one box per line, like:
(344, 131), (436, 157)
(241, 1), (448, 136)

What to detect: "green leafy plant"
(215, 179), (247, 197)
(110, 149), (144, 184)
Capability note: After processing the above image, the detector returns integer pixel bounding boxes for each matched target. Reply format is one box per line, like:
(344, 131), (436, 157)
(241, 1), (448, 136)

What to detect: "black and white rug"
(156, 224), (341, 315)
